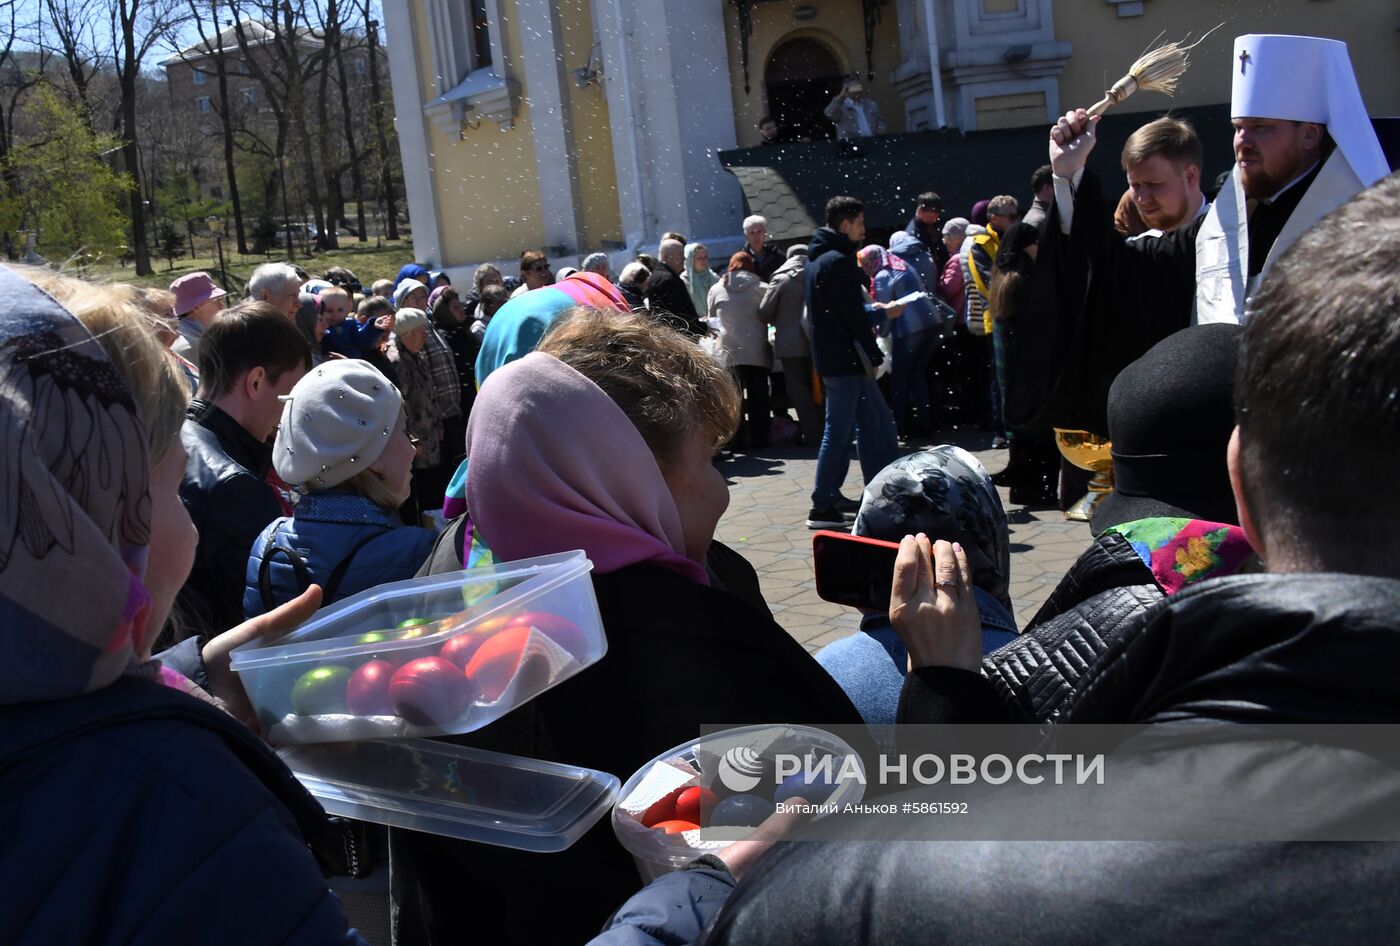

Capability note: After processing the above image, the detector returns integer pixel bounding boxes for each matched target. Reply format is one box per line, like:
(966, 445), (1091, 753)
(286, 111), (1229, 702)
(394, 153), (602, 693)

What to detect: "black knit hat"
(1092, 323), (1243, 534)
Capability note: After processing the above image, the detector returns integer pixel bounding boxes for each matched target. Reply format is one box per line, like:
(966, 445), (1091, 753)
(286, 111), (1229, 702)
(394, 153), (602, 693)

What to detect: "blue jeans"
(891, 329), (941, 424)
(812, 374), (900, 508)
(815, 588), (1018, 724)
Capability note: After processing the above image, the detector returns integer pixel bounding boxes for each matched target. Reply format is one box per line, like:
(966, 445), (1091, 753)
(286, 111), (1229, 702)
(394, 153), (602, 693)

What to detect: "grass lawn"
(82, 238), (419, 293)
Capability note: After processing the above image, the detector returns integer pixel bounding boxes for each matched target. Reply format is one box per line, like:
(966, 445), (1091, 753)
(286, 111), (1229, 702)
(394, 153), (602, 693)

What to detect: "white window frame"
(423, 0), (514, 133)
(192, 67), (206, 85)
(242, 86), (257, 105)
(195, 96), (211, 112)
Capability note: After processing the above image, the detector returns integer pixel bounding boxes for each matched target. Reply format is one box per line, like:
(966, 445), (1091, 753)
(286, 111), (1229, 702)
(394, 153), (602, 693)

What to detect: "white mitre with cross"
(1194, 35), (1390, 326)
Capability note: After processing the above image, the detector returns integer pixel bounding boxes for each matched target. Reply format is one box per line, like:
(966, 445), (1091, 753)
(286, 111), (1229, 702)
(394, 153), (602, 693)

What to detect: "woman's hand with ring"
(889, 533), (982, 672)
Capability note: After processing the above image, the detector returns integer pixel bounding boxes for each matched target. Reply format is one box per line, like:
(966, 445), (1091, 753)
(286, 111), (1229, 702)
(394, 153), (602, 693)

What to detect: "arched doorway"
(764, 37), (843, 142)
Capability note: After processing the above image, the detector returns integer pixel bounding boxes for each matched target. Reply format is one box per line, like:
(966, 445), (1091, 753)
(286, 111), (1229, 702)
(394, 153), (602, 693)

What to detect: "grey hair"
(619, 261), (651, 287)
(581, 252), (609, 274)
(246, 262), (301, 300)
(743, 215), (767, 233)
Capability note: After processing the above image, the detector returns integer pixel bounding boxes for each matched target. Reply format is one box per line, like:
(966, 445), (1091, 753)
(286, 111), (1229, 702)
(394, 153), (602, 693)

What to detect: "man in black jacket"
(903, 191), (949, 273)
(175, 303), (310, 641)
(805, 196), (904, 528)
(644, 238), (706, 337)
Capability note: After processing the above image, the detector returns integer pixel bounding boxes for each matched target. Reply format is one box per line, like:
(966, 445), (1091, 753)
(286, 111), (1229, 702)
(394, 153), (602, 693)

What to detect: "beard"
(1237, 141), (1310, 200)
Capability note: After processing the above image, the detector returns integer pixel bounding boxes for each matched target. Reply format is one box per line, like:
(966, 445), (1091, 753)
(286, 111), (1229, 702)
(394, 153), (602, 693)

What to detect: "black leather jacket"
(175, 399), (282, 640)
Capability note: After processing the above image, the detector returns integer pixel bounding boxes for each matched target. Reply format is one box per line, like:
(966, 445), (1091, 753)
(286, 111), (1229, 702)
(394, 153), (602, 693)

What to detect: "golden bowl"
(1054, 429), (1114, 475)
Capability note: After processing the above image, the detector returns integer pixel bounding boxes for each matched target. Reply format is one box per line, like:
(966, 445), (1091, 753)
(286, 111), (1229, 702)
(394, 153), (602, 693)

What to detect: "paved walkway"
(713, 428), (1092, 653)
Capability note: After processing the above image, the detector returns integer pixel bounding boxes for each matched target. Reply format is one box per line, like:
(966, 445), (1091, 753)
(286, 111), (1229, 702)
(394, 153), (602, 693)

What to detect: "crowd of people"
(1, 29), (1397, 946)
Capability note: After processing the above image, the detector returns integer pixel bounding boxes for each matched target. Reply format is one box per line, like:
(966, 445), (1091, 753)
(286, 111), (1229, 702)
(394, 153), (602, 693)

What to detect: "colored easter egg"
(774, 770), (839, 805)
(439, 632), (489, 669)
(675, 786), (720, 826)
(651, 820), (699, 835)
(345, 659), (396, 716)
(389, 656), (475, 725)
(640, 789), (681, 828)
(465, 625), (550, 703)
(397, 617), (435, 629)
(708, 794), (773, 828)
(290, 665), (352, 716)
(507, 611), (590, 659)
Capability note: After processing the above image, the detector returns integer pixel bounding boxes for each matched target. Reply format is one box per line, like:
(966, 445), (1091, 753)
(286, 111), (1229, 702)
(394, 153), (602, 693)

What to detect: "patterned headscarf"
(853, 446), (1012, 609)
(0, 266), (156, 705)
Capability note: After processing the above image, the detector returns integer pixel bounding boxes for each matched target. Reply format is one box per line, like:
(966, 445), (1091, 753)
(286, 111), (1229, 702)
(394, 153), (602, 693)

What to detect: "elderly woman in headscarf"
(682, 242), (719, 322)
(396, 307), (860, 943)
(814, 446), (1017, 723)
(0, 265), (366, 943)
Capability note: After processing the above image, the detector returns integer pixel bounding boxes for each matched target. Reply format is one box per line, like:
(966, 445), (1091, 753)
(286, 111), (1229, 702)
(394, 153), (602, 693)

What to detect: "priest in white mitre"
(1003, 34), (1392, 436)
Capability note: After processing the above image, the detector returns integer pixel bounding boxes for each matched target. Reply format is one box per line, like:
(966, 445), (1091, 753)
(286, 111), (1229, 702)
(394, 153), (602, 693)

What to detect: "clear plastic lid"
(281, 738), (620, 852)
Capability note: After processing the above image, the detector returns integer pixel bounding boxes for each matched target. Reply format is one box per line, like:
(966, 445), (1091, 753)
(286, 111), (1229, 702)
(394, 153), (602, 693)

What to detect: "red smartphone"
(812, 530), (901, 611)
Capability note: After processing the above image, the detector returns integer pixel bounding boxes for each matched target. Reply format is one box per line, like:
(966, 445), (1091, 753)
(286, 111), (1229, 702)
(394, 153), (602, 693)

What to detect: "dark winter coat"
(0, 676), (367, 945)
(805, 226), (881, 378)
(644, 265), (706, 338)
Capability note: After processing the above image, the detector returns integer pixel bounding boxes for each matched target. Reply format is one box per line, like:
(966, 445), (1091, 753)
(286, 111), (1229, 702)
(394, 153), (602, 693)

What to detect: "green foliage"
(4, 84), (132, 264)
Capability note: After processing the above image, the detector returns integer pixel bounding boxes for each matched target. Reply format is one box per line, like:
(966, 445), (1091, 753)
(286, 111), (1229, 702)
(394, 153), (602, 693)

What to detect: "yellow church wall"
(411, 0), (546, 267)
(555, 0), (623, 249)
(1053, 2), (1400, 121)
(725, 1), (906, 148)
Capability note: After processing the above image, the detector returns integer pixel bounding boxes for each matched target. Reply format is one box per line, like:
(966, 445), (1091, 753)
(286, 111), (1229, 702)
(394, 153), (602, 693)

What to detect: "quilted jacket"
(243, 492), (436, 619)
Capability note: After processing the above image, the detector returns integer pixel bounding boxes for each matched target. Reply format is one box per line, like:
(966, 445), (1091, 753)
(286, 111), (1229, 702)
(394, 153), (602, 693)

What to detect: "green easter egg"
(397, 618), (434, 629)
(291, 665), (352, 715)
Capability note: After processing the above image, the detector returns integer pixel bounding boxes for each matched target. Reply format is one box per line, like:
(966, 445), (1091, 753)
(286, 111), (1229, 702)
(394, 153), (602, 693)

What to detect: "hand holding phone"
(889, 535), (982, 672)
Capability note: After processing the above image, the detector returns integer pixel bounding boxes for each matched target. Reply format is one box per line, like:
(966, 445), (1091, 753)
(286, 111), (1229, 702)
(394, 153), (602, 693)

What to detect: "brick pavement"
(713, 428), (1092, 654)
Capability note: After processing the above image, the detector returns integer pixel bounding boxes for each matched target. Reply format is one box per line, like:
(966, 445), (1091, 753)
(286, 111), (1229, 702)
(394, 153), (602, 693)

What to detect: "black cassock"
(1005, 167), (1201, 437)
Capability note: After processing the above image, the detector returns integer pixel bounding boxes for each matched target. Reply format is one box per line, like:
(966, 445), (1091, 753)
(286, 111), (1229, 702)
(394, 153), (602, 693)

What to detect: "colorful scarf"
(1104, 517), (1255, 596)
(474, 271), (628, 387)
(0, 266), (157, 705)
(466, 352), (708, 585)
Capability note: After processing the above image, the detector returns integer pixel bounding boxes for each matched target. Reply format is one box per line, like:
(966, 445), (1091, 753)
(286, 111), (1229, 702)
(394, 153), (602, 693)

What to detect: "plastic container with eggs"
(612, 724), (866, 881)
(230, 550), (607, 744)
(230, 550), (619, 851)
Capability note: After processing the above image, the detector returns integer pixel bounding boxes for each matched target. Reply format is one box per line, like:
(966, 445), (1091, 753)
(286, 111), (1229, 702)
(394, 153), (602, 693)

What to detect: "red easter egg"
(505, 611), (590, 659)
(651, 820), (699, 835)
(674, 786), (720, 827)
(345, 659), (397, 716)
(465, 625), (550, 703)
(439, 632), (489, 669)
(640, 789), (682, 828)
(390, 656), (475, 726)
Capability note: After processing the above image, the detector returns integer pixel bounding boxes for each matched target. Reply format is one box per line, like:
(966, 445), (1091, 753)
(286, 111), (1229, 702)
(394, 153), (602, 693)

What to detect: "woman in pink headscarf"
(395, 307), (860, 945)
